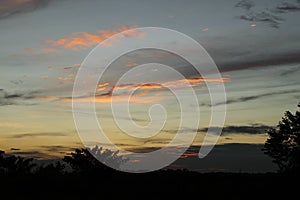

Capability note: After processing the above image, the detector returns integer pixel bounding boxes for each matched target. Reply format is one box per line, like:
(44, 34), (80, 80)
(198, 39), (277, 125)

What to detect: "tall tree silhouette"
(263, 103), (300, 173)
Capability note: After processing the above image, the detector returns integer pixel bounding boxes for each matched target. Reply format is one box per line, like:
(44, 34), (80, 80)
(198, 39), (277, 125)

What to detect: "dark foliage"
(63, 145), (126, 175)
(0, 150), (36, 175)
(35, 161), (65, 176)
(0, 145), (299, 199)
(263, 104), (300, 173)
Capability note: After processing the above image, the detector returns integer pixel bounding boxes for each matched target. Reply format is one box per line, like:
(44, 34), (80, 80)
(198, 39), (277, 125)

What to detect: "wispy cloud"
(0, 89), (39, 106)
(0, 0), (50, 19)
(38, 145), (76, 152)
(213, 89), (300, 106)
(198, 124), (272, 135)
(45, 25), (145, 50)
(38, 77), (230, 104)
(11, 132), (68, 139)
(97, 77), (229, 93)
(276, 1), (300, 12)
(235, 0), (300, 28)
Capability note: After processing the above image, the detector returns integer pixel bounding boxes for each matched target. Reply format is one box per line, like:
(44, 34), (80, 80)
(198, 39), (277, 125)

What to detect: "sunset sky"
(1, 0), (300, 172)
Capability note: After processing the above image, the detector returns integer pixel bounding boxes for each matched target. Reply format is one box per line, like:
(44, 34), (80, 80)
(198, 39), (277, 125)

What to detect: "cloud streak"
(45, 25), (145, 50)
(199, 124), (272, 135)
(0, 89), (39, 106)
(235, 0), (300, 28)
(0, 0), (50, 19)
(213, 89), (300, 106)
(38, 77), (230, 104)
(11, 132), (68, 139)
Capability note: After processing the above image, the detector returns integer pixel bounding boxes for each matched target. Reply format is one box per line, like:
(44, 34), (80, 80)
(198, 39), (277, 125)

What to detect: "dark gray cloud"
(276, 1), (300, 12)
(203, 36), (300, 72)
(235, 0), (254, 10)
(0, 88), (39, 106)
(235, 0), (300, 28)
(199, 124), (272, 135)
(11, 132), (68, 139)
(10, 147), (21, 151)
(0, 0), (51, 19)
(142, 124), (272, 137)
(38, 145), (76, 152)
(214, 89), (300, 106)
(280, 65), (300, 76)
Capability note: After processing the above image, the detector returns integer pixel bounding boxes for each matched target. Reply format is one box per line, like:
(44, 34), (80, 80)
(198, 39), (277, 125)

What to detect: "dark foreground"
(1, 171), (298, 200)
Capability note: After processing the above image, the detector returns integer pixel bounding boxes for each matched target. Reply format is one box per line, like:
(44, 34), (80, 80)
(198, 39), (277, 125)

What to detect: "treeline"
(0, 146), (124, 176)
(1, 146), (299, 199)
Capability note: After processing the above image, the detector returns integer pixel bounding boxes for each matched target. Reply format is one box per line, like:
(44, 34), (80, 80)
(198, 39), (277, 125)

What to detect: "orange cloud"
(180, 152), (199, 159)
(38, 77), (229, 104)
(67, 74), (75, 77)
(45, 25), (144, 50)
(40, 75), (48, 79)
(38, 94), (158, 104)
(124, 62), (139, 67)
(97, 77), (230, 93)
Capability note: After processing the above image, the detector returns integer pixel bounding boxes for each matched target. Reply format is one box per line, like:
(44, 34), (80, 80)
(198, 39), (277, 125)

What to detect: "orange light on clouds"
(124, 62), (139, 67)
(180, 152), (199, 159)
(250, 24), (257, 27)
(45, 25), (144, 50)
(97, 77), (230, 93)
(39, 94), (159, 104)
(38, 77), (229, 104)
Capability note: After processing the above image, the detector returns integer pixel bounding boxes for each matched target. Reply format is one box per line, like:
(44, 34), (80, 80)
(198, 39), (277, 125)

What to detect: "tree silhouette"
(0, 150), (36, 175)
(263, 104), (300, 173)
(63, 146), (127, 174)
(36, 161), (65, 176)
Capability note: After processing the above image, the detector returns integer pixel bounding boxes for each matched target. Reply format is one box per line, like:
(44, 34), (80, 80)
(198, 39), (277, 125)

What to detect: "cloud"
(276, 1), (300, 12)
(0, 89), (40, 106)
(198, 124), (272, 135)
(280, 65), (300, 76)
(235, 0), (254, 11)
(213, 89), (300, 106)
(45, 25), (145, 50)
(238, 10), (283, 28)
(38, 77), (230, 104)
(97, 77), (229, 93)
(0, 0), (50, 19)
(10, 148), (21, 151)
(235, 0), (300, 28)
(11, 132), (68, 139)
(38, 145), (75, 152)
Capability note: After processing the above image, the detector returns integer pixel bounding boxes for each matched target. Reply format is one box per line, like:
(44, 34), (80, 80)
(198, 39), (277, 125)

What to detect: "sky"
(0, 0), (300, 172)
